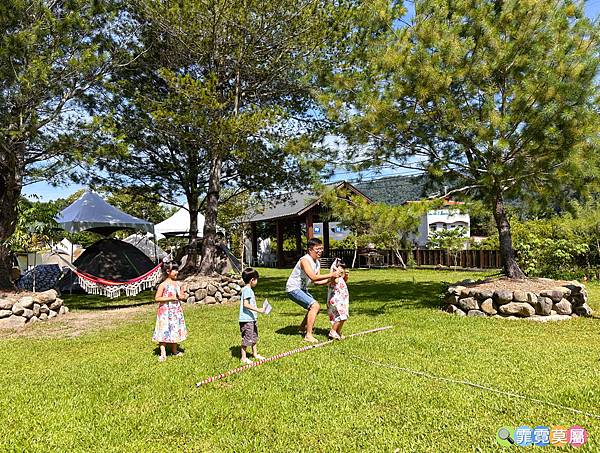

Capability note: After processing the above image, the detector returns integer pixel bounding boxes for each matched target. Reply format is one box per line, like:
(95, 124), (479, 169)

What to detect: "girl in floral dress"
(327, 259), (349, 340)
(153, 262), (188, 362)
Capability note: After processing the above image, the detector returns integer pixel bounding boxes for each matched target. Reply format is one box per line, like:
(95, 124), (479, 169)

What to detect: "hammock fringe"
(74, 263), (163, 298)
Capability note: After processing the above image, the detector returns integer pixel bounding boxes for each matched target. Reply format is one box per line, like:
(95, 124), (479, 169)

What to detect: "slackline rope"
(339, 353), (600, 420)
(195, 325), (393, 387)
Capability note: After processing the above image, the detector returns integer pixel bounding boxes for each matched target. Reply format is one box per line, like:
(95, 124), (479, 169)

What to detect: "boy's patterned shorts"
(239, 321), (259, 347)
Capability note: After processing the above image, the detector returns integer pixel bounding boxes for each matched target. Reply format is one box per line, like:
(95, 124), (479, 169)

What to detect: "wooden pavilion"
(244, 181), (372, 267)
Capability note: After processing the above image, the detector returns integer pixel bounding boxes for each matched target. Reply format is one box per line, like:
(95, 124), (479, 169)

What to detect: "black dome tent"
(54, 192), (163, 298)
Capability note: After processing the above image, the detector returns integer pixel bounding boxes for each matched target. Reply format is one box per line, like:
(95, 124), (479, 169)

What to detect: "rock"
(539, 289), (565, 303)
(0, 309), (12, 319)
(512, 291), (528, 302)
(204, 296), (217, 305)
(27, 316), (40, 324)
(475, 290), (493, 300)
(39, 313), (48, 321)
(186, 297), (195, 304)
(574, 303), (592, 317)
(35, 289), (58, 304)
(553, 298), (572, 315)
(0, 315), (26, 328)
(447, 285), (465, 296)
(0, 299), (13, 310)
(22, 308), (34, 319)
(564, 281), (585, 293)
(48, 310), (58, 319)
(552, 286), (571, 297)
(454, 308), (466, 316)
(32, 303), (41, 317)
(533, 296), (552, 316)
(480, 298), (497, 315)
(494, 290), (513, 305)
(58, 306), (66, 315)
(39, 305), (49, 315)
(11, 303), (25, 316)
(498, 302), (535, 317)
(63, 306), (69, 314)
(571, 291), (588, 306)
(445, 294), (460, 305)
(49, 298), (63, 311)
(229, 283), (242, 292)
(457, 297), (479, 311)
(215, 292), (223, 303)
(527, 314), (572, 323)
(207, 284), (217, 296)
(18, 296), (35, 309)
(194, 289), (207, 300)
(467, 309), (486, 318)
(525, 292), (537, 304)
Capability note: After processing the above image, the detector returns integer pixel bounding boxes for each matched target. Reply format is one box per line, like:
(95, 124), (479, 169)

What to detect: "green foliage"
(321, 0), (600, 276)
(428, 227), (467, 252)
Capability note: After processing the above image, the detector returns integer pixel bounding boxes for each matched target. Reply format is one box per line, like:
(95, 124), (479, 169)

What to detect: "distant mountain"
(355, 175), (439, 205)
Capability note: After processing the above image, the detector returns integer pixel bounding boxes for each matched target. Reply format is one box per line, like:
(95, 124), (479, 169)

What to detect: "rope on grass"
(343, 353), (600, 420)
(195, 326), (393, 388)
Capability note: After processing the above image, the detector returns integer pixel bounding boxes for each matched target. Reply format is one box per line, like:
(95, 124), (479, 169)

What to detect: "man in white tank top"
(286, 238), (342, 343)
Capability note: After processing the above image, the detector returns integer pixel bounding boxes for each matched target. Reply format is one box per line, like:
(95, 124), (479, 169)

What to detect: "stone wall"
(0, 290), (69, 328)
(444, 280), (592, 321)
(182, 274), (244, 305)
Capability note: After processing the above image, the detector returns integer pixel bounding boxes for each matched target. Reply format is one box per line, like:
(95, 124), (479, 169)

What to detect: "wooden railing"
(324, 249), (502, 269)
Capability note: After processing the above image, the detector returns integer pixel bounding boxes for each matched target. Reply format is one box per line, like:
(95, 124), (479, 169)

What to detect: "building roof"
(246, 181), (371, 223)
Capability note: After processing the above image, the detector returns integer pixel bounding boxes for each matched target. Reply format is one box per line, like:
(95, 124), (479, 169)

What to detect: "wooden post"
(276, 220), (284, 268)
(295, 221), (302, 256)
(251, 222), (258, 266)
(306, 211), (314, 240)
(323, 221), (330, 257)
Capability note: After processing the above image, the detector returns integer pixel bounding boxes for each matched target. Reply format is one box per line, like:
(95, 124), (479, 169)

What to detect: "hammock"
(55, 253), (163, 298)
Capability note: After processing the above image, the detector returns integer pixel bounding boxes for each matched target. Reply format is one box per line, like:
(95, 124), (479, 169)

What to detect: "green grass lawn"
(2, 268), (600, 452)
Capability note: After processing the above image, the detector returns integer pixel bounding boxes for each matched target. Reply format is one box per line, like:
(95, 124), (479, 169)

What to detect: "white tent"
(155, 205), (205, 238)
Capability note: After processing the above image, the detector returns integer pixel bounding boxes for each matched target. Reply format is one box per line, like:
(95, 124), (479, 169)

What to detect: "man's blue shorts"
(286, 289), (316, 310)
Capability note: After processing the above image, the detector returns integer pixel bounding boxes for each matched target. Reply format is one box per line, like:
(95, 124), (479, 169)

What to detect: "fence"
(324, 248), (502, 269)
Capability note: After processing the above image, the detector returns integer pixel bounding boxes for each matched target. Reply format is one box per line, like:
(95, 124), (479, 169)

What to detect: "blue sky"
(23, 1), (600, 201)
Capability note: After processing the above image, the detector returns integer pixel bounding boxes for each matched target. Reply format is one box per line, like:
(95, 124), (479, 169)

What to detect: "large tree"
(322, 0), (599, 278)
(0, 0), (126, 288)
(88, 0), (393, 274)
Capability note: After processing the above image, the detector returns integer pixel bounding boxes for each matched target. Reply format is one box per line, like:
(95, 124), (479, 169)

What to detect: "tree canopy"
(321, 0), (600, 277)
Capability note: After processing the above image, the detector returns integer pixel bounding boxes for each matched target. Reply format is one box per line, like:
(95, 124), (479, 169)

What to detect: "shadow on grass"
(275, 325), (330, 337)
(259, 274), (447, 313)
(152, 345), (186, 357)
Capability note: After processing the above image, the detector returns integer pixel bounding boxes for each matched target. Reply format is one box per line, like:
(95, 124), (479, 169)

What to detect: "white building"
(416, 206), (470, 247)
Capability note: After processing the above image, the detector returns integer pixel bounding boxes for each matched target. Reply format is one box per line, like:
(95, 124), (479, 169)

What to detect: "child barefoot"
(327, 259), (349, 340)
(239, 268), (266, 364)
(153, 261), (188, 362)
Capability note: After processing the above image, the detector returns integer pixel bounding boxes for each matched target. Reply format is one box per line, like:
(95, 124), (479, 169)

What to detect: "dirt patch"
(461, 277), (574, 292)
(0, 304), (154, 339)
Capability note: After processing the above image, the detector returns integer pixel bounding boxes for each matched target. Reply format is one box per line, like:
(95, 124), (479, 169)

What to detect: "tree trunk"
(199, 153), (222, 275)
(0, 148), (22, 290)
(492, 194), (526, 279)
(394, 249), (407, 269)
(186, 201), (200, 269)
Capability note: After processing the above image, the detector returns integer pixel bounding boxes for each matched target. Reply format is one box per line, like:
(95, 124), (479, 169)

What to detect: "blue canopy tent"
(56, 191), (155, 236)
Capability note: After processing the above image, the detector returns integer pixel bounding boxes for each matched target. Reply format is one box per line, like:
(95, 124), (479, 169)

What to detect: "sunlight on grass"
(1, 268), (599, 451)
